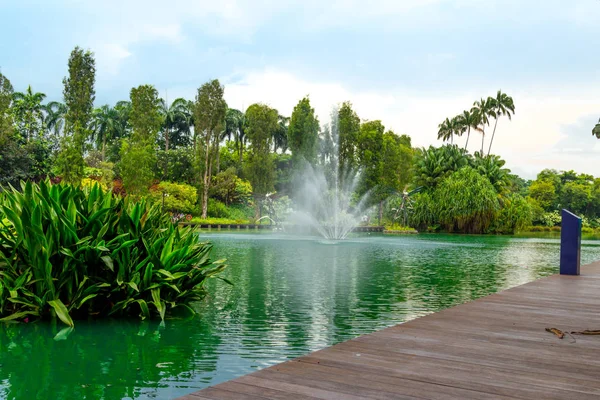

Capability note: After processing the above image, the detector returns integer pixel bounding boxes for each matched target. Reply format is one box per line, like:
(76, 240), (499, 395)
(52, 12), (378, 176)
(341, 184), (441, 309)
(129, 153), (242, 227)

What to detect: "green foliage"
(120, 140), (155, 196)
(129, 85), (162, 144)
(194, 79), (227, 219)
(356, 120), (385, 201)
(471, 153), (510, 193)
(412, 167), (499, 233)
(413, 145), (471, 189)
(541, 210), (561, 227)
(0, 73), (13, 135)
(493, 194), (532, 234)
(207, 199), (230, 218)
(11, 85), (47, 141)
(528, 179), (556, 211)
(210, 167), (252, 206)
(288, 96), (319, 167)
(337, 101), (360, 172)
(149, 182), (197, 213)
(0, 181), (226, 326)
(59, 46), (96, 186)
(245, 103), (278, 216)
(156, 148), (196, 185)
(560, 181), (591, 216)
(120, 85), (161, 196)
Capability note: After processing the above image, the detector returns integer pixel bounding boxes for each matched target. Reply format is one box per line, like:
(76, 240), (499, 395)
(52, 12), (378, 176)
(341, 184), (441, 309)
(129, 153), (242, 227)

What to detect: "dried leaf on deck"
(545, 327), (564, 339)
(570, 330), (600, 335)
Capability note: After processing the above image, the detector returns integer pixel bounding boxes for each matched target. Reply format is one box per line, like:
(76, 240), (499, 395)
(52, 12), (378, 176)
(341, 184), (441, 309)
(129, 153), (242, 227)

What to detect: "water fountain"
(287, 109), (372, 240)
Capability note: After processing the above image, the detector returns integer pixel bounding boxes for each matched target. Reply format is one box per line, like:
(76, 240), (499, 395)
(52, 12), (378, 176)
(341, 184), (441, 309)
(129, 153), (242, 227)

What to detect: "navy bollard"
(560, 209), (582, 275)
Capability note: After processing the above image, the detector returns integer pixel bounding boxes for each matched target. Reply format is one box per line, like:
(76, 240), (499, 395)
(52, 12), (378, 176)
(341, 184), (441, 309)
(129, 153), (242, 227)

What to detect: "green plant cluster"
(0, 181), (226, 326)
(149, 181), (197, 214)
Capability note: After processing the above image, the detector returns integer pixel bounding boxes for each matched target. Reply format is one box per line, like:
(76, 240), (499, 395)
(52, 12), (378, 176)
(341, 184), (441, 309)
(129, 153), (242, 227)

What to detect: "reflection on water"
(1, 233), (600, 399)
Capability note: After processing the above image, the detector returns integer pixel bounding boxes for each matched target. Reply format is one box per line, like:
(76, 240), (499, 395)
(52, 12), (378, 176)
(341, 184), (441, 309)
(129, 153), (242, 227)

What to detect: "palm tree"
(91, 105), (119, 161)
(159, 97), (191, 152)
(12, 86), (46, 141)
(471, 97), (495, 155)
(456, 110), (477, 150)
(437, 118), (453, 144)
(44, 101), (67, 137)
(273, 114), (289, 152)
(224, 108), (246, 164)
(171, 98), (193, 148)
(487, 90), (515, 156)
(113, 100), (132, 139)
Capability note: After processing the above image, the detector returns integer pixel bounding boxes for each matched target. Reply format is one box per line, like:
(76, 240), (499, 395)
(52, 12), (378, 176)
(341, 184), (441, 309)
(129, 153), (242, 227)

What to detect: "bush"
(207, 198), (230, 218)
(155, 148), (196, 184)
(0, 181), (226, 326)
(493, 194), (533, 234)
(210, 167), (253, 206)
(149, 181), (197, 214)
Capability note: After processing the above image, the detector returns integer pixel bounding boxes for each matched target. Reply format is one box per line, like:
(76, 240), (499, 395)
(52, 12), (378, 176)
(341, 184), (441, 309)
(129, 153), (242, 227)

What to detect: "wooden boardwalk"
(180, 261), (600, 400)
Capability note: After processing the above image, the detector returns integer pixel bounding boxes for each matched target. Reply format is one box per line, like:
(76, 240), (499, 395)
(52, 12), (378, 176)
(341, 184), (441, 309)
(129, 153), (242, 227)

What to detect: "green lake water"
(1, 233), (600, 399)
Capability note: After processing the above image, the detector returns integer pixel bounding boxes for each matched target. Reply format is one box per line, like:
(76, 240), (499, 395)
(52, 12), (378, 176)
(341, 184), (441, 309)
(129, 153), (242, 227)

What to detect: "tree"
(91, 105), (119, 161)
(337, 101), (360, 172)
(471, 97), (495, 154)
(57, 46), (96, 185)
(244, 103), (278, 219)
(288, 96), (319, 168)
(194, 79), (227, 219)
(433, 166), (499, 233)
(223, 108), (246, 166)
(437, 117), (453, 144)
(159, 97), (191, 152)
(456, 110), (477, 150)
(0, 73), (13, 135)
(11, 86), (46, 141)
(413, 145), (471, 190)
(560, 182), (591, 216)
(528, 180), (557, 211)
(357, 120), (385, 222)
(273, 114), (289, 153)
(471, 153), (510, 194)
(120, 85), (162, 196)
(487, 91), (515, 155)
(44, 101), (67, 136)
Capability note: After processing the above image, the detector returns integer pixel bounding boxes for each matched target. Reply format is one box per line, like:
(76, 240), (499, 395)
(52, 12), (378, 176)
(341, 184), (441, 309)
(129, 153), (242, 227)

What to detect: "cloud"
(224, 68), (600, 179)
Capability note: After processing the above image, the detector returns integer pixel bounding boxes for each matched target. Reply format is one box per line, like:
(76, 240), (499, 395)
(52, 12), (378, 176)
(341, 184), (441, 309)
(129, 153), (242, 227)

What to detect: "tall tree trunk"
(254, 197), (261, 221)
(378, 200), (383, 226)
(464, 127), (470, 150)
(165, 127), (169, 152)
(102, 135), (106, 162)
(480, 128), (485, 155)
(487, 117), (499, 156)
(164, 127), (169, 179)
(201, 131), (211, 219)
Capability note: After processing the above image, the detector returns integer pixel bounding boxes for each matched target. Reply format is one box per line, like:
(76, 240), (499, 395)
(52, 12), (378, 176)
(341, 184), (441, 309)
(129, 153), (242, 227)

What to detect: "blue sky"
(2, 0), (600, 178)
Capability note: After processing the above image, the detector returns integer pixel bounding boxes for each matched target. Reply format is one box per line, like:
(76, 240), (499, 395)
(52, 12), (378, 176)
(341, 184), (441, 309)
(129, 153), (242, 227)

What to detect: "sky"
(1, 0), (600, 179)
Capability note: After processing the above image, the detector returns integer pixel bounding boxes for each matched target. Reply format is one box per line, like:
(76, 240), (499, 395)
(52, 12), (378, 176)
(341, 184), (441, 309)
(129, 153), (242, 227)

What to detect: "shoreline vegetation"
(2, 45), (600, 326)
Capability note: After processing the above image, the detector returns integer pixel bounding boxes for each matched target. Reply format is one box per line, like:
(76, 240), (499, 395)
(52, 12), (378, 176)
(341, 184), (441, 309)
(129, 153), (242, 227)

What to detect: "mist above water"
(287, 108), (371, 240)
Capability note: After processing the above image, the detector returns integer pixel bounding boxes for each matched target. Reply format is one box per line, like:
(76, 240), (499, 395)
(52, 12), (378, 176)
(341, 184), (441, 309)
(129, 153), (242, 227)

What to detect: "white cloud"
(224, 68), (600, 179)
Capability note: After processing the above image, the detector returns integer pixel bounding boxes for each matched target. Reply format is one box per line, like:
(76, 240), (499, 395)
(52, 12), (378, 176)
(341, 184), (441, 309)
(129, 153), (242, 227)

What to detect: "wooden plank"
(180, 260), (600, 400)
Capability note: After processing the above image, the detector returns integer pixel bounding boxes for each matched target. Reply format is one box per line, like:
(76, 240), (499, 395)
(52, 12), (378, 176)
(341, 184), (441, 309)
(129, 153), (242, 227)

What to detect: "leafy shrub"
(207, 198), (230, 218)
(0, 181), (226, 326)
(149, 181), (197, 214)
(493, 194), (533, 234)
(155, 148), (196, 184)
(541, 210), (561, 227)
(210, 167), (253, 206)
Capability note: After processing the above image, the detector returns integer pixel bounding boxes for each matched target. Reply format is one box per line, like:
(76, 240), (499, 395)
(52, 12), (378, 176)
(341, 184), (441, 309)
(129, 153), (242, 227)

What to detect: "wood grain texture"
(180, 261), (600, 399)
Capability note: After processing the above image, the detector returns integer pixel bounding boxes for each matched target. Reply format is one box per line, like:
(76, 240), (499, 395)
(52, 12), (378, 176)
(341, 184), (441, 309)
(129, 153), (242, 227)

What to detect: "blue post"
(560, 209), (581, 275)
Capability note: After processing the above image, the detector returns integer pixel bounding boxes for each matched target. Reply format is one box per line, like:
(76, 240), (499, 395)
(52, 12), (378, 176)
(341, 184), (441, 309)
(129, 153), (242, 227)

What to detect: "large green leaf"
(48, 299), (74, 327)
